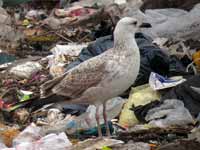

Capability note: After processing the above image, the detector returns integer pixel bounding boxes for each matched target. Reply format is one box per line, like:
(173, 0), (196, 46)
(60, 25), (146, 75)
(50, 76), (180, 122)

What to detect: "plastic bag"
(144, 3), (200, 40)
(119, 84), (160, 127)
(35, 132), (72, 150)
(78, 97), (126, 129)
(42, 97), (125, 134)
(7, 132), (72, 150)
(9, 61), (42, 79)
(145, 99), (194, 128)
(48, 44), (87, 77)
(145, 8), (187, 26)
(0, 0), (3, 7)
(13, 123), (44, 146)
(0, 138), (7, 149)
(149, 72), (186, 90)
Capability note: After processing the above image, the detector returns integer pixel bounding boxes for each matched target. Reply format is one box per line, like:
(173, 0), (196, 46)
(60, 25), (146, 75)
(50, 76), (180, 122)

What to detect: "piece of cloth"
(161, 75), (200, 117)
(66, 32), (170, 86)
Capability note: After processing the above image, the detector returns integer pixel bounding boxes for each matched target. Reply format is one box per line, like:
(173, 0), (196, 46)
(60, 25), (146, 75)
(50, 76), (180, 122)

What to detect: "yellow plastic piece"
(119, 84), (161, 127)
(22, 19), (30, 26)
(192, 50), (200, 67)
(102, 146), (112, 150)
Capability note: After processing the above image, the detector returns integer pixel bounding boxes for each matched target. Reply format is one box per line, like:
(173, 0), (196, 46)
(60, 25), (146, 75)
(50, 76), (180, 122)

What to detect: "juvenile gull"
(40, 17), (151, 137)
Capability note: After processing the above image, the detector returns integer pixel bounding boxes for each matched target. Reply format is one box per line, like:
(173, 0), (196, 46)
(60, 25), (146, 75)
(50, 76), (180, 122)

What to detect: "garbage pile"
(0, 0), (200, 149)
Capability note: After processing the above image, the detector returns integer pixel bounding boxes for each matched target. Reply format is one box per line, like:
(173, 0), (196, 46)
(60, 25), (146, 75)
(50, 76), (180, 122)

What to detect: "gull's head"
(114, 17), (151, 36)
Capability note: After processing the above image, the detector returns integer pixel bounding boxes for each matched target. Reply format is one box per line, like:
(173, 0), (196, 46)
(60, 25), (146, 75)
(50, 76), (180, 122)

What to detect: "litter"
(0, 0), (200, 149)
(149, 72), (186, 90)
(145, 99), (194, 128)
(119, 84), (160, 127)
(9, 61), (42, 79)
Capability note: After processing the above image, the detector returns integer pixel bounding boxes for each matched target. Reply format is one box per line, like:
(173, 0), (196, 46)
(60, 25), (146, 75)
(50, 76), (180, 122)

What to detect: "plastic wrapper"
(143, 3), (200, 40)
(42, 97), (125, 134)
(145, 99), (194, 128)
(119, 84), (160, 127)
(0, 123), (20, 147)
(4, 132), (72, 150)
(9, 61), (42, 79)
(0, 138), (7, 149)
(0, 0), (3, 7)
(13, 123), (44, 146)
(48, 44), (87, 77)
(149, 72), (186, 90)
(189, 127), (200, 142)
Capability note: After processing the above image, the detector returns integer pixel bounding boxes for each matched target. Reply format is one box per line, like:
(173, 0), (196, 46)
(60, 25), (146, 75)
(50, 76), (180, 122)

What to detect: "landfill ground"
(0, 0), (200, 150)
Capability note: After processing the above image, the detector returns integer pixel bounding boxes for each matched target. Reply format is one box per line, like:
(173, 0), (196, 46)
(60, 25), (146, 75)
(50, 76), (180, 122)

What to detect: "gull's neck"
(113, 31), (139, 54)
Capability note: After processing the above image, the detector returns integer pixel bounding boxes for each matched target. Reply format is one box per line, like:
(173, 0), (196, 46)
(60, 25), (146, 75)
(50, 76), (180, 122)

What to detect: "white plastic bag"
(48, 44), (87, 77)
(0, 138), (7, 149)
(37, 132), (72, 150)
(145, 99), (194, 128)
(42, 97), (126, 134)
(149, 72), (186, 90)
(0, 0), (3, 7)
(10, 61), (42, 79)
(10, 132), (72, 150)
(13, 123), (44, 146)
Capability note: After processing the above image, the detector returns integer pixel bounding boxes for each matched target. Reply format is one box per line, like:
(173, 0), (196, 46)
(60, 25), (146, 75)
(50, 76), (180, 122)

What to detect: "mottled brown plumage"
(40, 17), (149, 137)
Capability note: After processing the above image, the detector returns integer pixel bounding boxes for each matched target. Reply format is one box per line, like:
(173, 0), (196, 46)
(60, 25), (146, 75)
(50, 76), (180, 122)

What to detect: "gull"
(40, 17), (151, 137)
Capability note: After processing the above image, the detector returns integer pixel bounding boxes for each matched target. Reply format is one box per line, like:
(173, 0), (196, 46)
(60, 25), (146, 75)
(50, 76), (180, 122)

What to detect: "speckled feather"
(40, 17), (141, 106)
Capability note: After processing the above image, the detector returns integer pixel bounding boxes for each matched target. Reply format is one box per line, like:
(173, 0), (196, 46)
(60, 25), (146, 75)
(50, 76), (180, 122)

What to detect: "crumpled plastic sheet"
(145, 99), (194, 128)
(126, 3), (200, 40)
(42, 97), (126, 134)
(7, 123), (72, 150)
(119, 84), (160, 127)
(9, 61), (42, 79)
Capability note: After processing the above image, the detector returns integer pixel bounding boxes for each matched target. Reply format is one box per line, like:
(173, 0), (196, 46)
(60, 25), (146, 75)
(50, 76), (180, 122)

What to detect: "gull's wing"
(40, 58), (107, 98)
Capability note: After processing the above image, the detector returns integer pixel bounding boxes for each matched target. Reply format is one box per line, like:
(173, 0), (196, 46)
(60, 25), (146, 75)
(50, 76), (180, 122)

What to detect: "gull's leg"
(95, 106), (102, 137)
(103, 102), (111, 137)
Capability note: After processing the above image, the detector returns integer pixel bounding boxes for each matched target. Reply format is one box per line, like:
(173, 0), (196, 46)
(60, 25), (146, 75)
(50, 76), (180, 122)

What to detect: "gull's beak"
(139, 23), (152, 28)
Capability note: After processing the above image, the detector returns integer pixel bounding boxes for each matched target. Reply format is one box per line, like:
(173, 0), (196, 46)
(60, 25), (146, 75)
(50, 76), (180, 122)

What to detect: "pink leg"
(103, 102), (111, 136)
(95, 106), (102, 137)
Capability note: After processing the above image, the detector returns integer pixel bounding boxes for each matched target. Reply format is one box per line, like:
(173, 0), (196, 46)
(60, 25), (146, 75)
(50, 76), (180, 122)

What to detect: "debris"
(145, 99), (194, 128)
(25, 9), (47, 20)
(157, 140), (200, 150)
(9, 61), (42, 79)
(149, 72), (186, 90)
(0, 52), (16, 65)
(188, 127), (200, 142)
(192, 50), (200, 70)
(13, 108), (30, 124)
(112, 142), (150, 150)
(69, 138), (124, 150)
(0, 0), (200, 149)
(13, 123), (44, 146)
(0, 124), (20, 147)
(141, 0), (200, 11)
(41, 97), (125, 135)
(11, 131), (72, 150)
(119, 84), (160, 128)
(161, 75), (200, 116)
(2, 0), (31, 7)
(117, 126), (191, 143)
(49, 43), (87, 77)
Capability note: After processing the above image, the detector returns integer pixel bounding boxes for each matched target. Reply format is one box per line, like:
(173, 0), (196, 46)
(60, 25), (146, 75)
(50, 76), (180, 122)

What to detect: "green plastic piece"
(102, 146), (112, 150)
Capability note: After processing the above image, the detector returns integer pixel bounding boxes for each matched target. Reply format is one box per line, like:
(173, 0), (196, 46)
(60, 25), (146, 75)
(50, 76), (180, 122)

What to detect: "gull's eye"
(132, 21), (137, 25)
